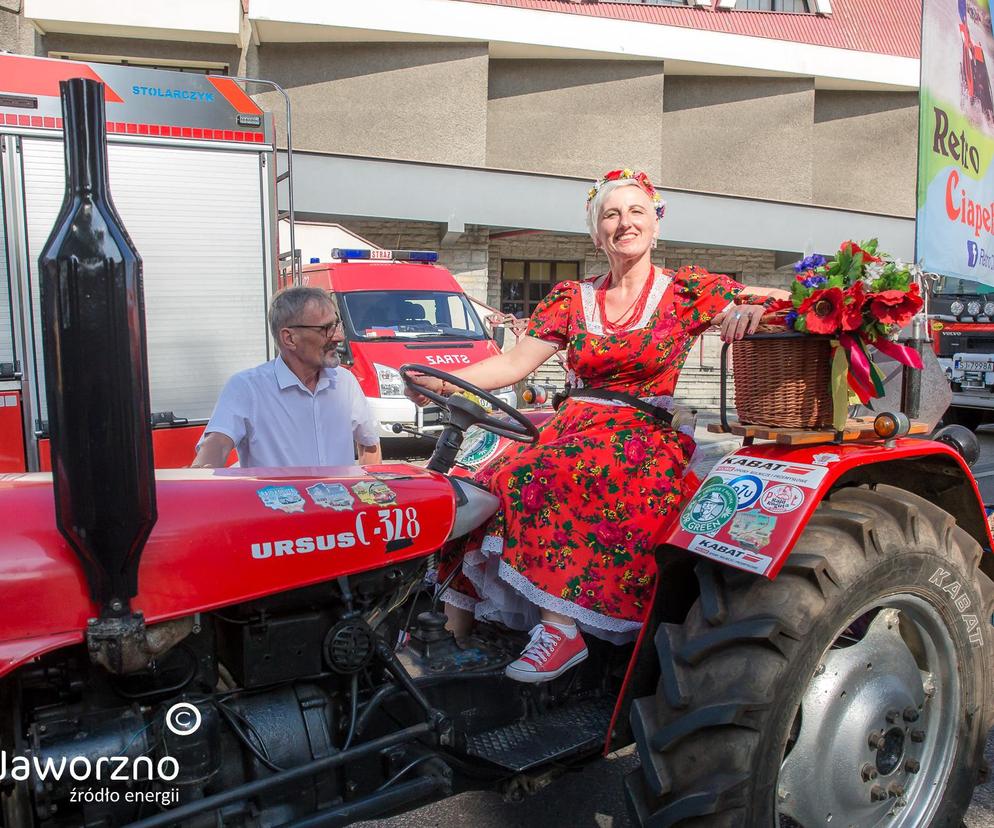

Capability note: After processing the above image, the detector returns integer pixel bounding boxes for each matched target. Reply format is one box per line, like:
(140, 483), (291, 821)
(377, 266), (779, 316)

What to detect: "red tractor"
(2, 79), (993, 828)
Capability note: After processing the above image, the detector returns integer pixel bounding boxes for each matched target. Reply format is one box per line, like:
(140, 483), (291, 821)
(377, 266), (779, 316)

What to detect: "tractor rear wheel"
(627, 484), (994, 827)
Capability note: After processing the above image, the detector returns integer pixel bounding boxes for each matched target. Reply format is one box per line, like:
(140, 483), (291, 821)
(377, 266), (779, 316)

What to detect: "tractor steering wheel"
(399, 364), (539, 443)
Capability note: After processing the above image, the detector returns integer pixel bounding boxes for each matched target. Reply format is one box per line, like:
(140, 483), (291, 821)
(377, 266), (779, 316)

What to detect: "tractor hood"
(0, 464), (454, 671)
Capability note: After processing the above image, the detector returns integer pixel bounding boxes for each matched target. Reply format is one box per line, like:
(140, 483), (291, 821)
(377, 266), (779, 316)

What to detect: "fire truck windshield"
(341, 290), (487, 341)
(934, 276), (994, 295)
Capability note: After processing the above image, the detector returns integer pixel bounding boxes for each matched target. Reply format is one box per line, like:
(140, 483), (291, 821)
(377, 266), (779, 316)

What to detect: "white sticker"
(713, 456), (828, 490)
(811, 452), (841, 466)
(688, 535), (772, 575)
(759, 484), (805, 514)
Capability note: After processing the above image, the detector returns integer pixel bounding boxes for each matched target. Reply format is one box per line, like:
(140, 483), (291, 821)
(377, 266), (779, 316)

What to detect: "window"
(49, 53), (229, 75)
(734, 0), (811, 10)
(501, 260), (580, 318)
(340, 290), (486, 340)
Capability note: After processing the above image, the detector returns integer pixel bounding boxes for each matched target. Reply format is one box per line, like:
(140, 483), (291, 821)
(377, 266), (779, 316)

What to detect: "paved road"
(367, 426), (994, 827)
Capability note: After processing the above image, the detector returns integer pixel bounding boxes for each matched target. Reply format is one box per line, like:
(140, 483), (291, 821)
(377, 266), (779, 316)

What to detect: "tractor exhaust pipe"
(38, 77), (157, 668)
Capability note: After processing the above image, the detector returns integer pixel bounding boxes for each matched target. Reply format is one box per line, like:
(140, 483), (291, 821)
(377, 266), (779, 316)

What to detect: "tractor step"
(464, 697), (614, 772)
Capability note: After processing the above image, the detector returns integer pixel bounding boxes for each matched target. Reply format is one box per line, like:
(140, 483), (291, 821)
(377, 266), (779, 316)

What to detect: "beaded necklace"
(596, 267), (655, 334)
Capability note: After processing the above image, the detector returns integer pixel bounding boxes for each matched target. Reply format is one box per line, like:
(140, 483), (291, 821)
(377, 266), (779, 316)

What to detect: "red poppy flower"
(869, 283), (923, 327)
(798, 287), (844, 334)
(841, 282), (866, 331)
(841, 240), (883, 264)
(603, 169), (624, 182)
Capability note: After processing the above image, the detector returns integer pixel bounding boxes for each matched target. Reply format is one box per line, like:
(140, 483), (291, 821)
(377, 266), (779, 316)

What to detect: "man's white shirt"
(201, 356), (380, 468)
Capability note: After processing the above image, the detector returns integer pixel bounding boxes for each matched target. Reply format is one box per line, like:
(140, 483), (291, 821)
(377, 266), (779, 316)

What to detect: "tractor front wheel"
(627, 484), (994, 827)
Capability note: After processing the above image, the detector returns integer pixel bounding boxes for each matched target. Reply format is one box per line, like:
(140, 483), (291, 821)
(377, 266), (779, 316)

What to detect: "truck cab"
(296, 249), (515, 440)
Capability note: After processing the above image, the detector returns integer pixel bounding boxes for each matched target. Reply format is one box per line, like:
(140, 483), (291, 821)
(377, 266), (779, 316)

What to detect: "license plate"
(956, 360), (994, 372)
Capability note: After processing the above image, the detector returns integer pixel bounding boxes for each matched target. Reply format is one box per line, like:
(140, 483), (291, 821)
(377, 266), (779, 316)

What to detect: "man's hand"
(191, 432), (235, 468)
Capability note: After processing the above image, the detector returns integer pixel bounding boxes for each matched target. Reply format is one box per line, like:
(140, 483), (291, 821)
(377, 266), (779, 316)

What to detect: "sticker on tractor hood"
(306, 482), (355, 511)
(257, 485), (306, 513)
(670, 452), (829, 576)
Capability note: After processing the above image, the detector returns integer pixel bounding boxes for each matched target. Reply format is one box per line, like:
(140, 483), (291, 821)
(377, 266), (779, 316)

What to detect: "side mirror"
(493, 327), (506, 349)
(336, 342), (353, 366)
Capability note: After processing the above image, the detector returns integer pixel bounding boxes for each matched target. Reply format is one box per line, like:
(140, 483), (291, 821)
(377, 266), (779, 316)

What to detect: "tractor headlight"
(373, 363), (405, 398)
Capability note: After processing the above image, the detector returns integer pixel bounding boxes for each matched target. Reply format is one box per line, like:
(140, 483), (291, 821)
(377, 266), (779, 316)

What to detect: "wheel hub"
(777, 602), (958, 827)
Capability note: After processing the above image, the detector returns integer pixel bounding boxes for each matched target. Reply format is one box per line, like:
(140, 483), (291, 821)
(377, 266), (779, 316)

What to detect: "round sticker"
(728, 474), (763, 510)
(680, 483), (737, 535)
(759, 484), (805, 514)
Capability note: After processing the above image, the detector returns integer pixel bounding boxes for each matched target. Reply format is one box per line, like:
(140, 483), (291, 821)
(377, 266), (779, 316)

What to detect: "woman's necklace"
(597, 267), (655, 334)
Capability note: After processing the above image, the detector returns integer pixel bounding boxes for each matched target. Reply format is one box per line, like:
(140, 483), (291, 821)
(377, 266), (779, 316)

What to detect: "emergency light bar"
(331, 248), (438, 263)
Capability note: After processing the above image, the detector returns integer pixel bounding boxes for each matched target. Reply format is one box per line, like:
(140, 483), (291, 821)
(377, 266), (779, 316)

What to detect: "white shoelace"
(519, 624), (562, 665)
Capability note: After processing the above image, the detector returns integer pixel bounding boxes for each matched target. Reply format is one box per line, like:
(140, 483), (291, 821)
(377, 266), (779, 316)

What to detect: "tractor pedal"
(464, 697), (614, 772)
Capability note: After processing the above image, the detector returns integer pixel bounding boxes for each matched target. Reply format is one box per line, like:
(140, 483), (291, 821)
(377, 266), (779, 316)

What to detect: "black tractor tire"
(626, 484), (994, 827)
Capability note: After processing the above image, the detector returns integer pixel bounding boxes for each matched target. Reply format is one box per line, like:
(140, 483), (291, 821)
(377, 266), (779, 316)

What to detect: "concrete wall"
(813, 90), (919, 217)
(249, 42), (489, 166)
(0, 2), (37, 55)
(661, 76), (815, 204)
(486, 60), (665, 179)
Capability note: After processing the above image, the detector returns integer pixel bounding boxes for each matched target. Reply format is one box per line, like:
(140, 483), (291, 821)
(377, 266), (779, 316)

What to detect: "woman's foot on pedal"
(505, 621), (588, 683)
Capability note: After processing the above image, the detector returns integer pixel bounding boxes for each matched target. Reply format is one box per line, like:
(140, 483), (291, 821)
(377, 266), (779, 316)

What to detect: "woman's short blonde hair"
(585, 178), (658, 245)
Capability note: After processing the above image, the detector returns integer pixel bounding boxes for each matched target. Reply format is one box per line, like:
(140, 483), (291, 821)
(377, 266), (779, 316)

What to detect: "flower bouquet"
(733, 240), (925, 431)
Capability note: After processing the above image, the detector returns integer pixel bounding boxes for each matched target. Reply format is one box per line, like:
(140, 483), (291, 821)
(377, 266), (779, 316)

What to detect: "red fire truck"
(0, 54), (288, 472)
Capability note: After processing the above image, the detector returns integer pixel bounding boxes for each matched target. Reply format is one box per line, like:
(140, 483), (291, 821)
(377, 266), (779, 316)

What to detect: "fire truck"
(0, 54), (290, 472)
(930, 275), (994, 430)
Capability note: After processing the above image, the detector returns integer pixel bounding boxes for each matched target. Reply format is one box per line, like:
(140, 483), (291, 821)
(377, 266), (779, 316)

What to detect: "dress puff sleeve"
(525, 280), (576, 350)
(673, 266), (743, 336)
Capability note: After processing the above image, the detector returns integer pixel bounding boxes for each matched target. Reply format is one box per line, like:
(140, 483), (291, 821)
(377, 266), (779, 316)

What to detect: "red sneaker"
(505, 622), (588, 683)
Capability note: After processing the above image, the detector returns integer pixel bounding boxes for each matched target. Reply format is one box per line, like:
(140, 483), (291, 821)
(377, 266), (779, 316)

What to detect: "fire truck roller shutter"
(0, 170), (13, 372)
(20, 138), (270, 422)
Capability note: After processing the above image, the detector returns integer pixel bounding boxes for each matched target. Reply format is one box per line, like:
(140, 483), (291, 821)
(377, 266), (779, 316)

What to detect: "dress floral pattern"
(441, 266), (742, 641)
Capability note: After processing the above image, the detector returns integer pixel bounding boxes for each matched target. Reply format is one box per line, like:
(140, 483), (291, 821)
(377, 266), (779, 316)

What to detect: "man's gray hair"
(585, 178), (658, 243)
(268, 286), (334, 339)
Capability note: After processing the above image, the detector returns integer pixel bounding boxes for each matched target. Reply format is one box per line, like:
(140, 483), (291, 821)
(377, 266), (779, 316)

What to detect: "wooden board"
(707, 417), (929, 446)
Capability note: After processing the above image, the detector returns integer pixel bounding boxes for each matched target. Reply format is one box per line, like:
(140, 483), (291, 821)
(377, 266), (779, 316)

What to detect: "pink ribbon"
(839, 334), (874, 404)
(872, 336), (924, 370)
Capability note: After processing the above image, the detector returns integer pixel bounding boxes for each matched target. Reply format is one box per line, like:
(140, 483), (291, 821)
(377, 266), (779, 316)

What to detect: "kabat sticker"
(351, 480), (398, 506)
(257, 485), (306, 514)
(728, 509), (776, 550)
(306, 482), (355, 511)
(680, 483), (737, 535)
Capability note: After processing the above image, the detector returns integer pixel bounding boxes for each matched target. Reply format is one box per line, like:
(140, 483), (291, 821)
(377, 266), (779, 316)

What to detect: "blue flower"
(793, 254), (828, 273)
(802, 274), (828, 289)
(785, 310), (799, 330)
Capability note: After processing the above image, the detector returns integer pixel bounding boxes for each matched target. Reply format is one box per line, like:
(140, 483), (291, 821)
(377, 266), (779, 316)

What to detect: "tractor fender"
(664, 437), (993, 580)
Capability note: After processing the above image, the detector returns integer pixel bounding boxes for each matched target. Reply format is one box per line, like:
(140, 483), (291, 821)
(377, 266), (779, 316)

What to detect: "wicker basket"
(731, 335), (834, 428)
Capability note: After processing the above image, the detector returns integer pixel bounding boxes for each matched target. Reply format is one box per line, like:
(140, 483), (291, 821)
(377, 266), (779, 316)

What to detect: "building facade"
(1, 0), (922, 397)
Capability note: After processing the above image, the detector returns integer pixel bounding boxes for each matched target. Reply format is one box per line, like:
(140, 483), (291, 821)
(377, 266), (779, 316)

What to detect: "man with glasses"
(192, 286), (381, 468)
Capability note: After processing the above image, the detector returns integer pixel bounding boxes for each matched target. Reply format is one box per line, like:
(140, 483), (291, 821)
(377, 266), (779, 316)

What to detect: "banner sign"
(917, 0), (994, 285)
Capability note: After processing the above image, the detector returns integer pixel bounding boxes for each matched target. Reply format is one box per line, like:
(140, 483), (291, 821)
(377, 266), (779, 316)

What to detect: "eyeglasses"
(288, 321), (342, 337)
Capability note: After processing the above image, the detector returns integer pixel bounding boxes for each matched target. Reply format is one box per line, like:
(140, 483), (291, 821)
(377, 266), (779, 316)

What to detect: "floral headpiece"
(586, 169), (666, 220)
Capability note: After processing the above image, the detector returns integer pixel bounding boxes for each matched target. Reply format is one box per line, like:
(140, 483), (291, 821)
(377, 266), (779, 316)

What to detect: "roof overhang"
(282, 151), (915, 259)
(249, 0), (919, 91)
(23, 0), (243, 45)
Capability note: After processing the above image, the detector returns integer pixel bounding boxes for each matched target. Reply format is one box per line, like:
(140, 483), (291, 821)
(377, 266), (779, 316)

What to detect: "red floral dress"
(441, 266), (742, 641)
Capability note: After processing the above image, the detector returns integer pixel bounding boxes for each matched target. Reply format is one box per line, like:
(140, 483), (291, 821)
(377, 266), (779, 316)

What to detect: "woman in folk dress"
(408, 169), (787, 682)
